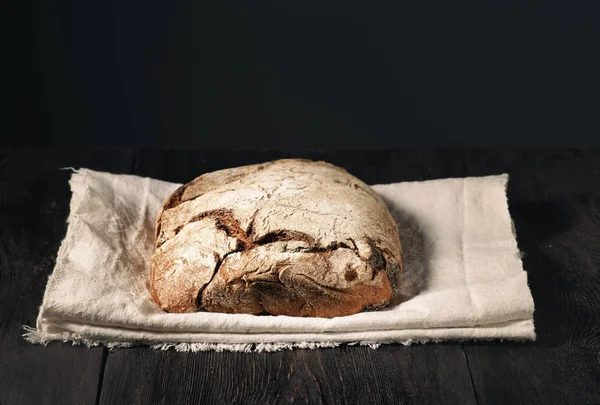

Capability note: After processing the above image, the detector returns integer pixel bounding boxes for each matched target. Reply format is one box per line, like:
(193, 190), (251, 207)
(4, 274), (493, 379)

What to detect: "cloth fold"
(24, 169), (535, 352)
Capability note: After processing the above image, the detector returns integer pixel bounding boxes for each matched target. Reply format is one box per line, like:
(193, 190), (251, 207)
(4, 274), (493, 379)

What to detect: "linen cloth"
(24, 169), (535, 351)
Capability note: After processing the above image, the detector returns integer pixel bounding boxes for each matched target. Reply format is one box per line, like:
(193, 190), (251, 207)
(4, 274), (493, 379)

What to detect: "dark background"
(8, 1), (600, 149)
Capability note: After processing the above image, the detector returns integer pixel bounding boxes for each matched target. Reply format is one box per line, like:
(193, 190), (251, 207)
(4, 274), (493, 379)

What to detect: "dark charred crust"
(246, 212), (257, 237)
(155, 219), (162, 247)
(155, 160), (400, 315)
(155, 185), (188, 245)
(251, 281), (305, 315)
(386, 261), (401, 296)
(213, 212), (252, 246)
(236, 239), (247, 251)
(345, 268), (358, 281)
(362, 301), (390, 312)
(162, 207), (398, 313)
(163, 184), (187, 211)
(367, 238), (387, 272)
(304, 241), (350, 253)
(163, 208), (255, 249)
(255, 230), (316, 246)
(186, 208), (231, 226)
(252, 280), (283, 295)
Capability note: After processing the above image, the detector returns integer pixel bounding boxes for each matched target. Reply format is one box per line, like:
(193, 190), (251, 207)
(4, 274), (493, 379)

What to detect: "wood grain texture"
(97, 149), (476, 405)
(420, 148), (600, 405)
(100, 344), (476, 405)
(3, 147), (599, 405)
(0, 148), (132, 405)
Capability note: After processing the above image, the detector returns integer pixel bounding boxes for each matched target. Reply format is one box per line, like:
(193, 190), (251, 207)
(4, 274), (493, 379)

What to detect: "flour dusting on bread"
(150, 159), (402, 318)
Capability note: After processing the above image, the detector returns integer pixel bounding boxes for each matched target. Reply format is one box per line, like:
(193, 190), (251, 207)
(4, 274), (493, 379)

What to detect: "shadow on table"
(508, 198), (585, 348)
(380, 197), (435, 307)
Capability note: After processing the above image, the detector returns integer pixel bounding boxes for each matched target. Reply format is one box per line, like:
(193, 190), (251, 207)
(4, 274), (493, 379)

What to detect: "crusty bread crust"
(150, 159), (402, 317)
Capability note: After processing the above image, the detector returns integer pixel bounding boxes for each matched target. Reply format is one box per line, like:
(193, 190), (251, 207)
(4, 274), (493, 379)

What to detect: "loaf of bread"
(150, 159), (402, 318)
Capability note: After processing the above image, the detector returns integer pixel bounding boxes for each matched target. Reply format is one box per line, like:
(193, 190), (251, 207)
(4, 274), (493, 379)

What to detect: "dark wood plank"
(98, 149), (477, 405)
(461, 147), (600, 201)
(0, 147), (133, 405)
(100, 344), (476, 405)
(465, 149), (600, 405)
(420, 148), (600, 405)
(11, 147), (600, 404)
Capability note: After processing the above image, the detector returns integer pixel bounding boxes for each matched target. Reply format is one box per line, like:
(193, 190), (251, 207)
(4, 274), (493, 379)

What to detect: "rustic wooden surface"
(0, 148), (599, 405)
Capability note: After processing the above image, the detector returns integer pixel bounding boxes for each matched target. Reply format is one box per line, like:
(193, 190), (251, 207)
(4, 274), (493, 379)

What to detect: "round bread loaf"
(150, 159), (402, 317)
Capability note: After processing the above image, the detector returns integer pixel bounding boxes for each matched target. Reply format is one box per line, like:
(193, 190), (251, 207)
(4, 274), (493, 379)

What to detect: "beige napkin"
(24, 168), (535, 352)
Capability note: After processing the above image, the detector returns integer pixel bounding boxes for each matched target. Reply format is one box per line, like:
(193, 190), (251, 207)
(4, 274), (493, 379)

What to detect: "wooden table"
(1, 148), (599, 405)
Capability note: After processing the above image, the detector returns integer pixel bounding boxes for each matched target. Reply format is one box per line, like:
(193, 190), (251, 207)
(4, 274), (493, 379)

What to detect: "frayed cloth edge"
(21, 326), (530, 353)
(21, 326), (387, 352)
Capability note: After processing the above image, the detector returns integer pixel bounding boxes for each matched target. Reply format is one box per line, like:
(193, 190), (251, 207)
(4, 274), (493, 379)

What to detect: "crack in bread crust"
(150, 159), (402, 317)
